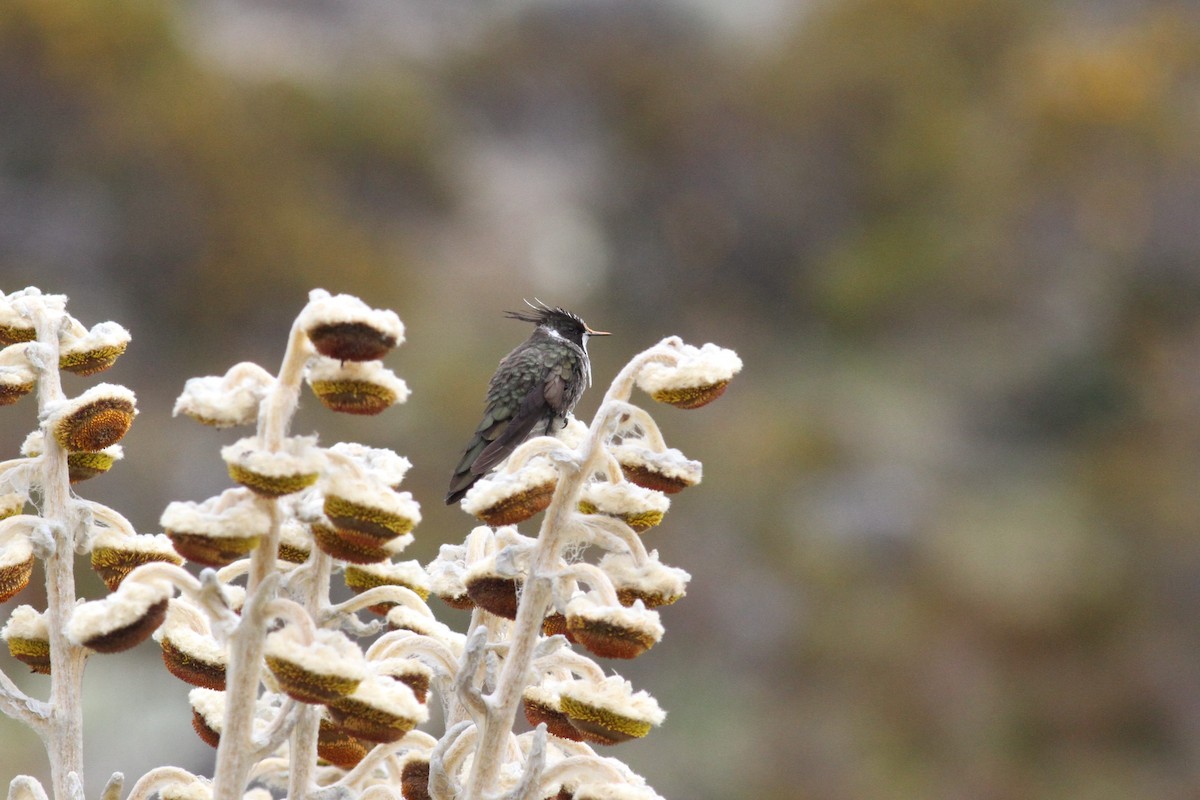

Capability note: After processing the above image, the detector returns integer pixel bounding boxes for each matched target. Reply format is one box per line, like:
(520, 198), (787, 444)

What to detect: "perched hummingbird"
(446, 302), (610, 504)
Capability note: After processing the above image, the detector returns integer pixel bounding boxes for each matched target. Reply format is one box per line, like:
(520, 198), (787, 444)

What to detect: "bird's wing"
(472, 381), (548, 474)
(471, 346), (581, 473)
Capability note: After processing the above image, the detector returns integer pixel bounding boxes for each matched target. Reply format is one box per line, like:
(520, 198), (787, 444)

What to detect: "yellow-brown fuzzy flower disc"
(60, 342), (128, 376)
(68, 447), (123, 483)
(461, 461), (558, 526)
(21, 432), (123, 483)
(312, 521), (411, 565)
(317, 715), (370, 769)
(222, 435), (321, 498)
(264, 627), (365, 705)
(611, 444), (702, 495)
(650, 381), (729, 409)
(154, 601), (228, 690)
(385, 662), (433, 706)
(599, 551), (690, 609)
(58, 320), (130, 376)
(553, 676), (665, 745)
(0, 493), (24, 521)
(188, 688), (226, 748)
(635, 342), (742, 409)
(161, 489), (270, 568)
(310, 379), (396, 415)
(0, 363), (34, 407)
(577, 482), (669, 533)
(523, 686), (586, 742)
(158, 633), (227, 690)
(308, 359), (409, 416)
(309, 322), (397, 362)
(0, 323), (34, 346)
(464, 567), (522, 620)
(67, 579), (172, 654)
(0, 535), (34, 603)
(323, 485), (420, 545)
(565, 595), (663, 660)
(326, 677), (428, 744)
(401, 756), (432, 800)
(299, 290), (404, 362)
(2, 605), (50, 674)
(49, 384), (137, 453)
(90, 531), (184, 591)
(344, 561), (431, 616)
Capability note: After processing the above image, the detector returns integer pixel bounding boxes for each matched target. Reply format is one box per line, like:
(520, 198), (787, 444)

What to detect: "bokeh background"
(3, 0), (1200, 797)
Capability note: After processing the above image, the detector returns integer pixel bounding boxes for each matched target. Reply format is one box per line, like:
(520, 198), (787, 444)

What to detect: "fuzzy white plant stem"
(7, 776), (50, 800)
(124, 768), (205, 800)
(28, 300), (89, 800)
(459, 341), (679, 799)
(212, 315), (313, 800)
(287, 549), (332, 800)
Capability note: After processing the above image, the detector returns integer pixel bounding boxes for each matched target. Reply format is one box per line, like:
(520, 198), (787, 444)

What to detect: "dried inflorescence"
(0, 287), (739, 800)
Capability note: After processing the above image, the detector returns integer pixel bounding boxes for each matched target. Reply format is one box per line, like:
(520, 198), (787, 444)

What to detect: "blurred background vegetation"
(2, 0), (1200, 797)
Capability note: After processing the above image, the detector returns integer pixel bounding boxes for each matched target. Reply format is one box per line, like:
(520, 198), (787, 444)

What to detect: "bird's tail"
(445, 435), (488, 504)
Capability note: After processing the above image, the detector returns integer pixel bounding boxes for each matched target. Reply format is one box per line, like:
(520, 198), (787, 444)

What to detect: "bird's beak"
(586, 326), (611, 336)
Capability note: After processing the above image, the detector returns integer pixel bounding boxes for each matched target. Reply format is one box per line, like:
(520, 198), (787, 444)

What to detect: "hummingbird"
(446, 302), (610, 505)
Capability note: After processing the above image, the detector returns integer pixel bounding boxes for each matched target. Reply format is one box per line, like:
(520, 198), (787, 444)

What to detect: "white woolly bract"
(188, 689), (276, 736)
(20, 431), (122, 461)
(298, 290), (405, 344)
(173, 363), (274, 428)
(278, 519), (311, 552)
(384, 606), (451, 640)
(464, 550), (527, 583)
(306, 359), (410, 402)
(349, 559), (431, 594)
(66, 579), (171, 642)
(0, 534), (31, 567)
(551, 675), (665, 725)
(522, 682), (562, 708)
(574, 783), (664, 800)
(0, 292), (37, 330)
(427, 543), (469, 599)
(265, 626), (365, 681)
(579, 482), (669, 516)
(46, 382), (138, 427)
(460, 460), (558, 516)
(158, 779), (212, 800)
(91, 529), (176, 556)
(597, 551), (690, 598)
(222, 584), (246, 612)
(343, 676), (428, 723)
(188, 687), (226, 728)
(160, 490), (271, 539)
(220, 435), (322, 478)
(325, 471), (422, 526)
(1, 604), (48, 640)
(610, 444), (702, 483)
(153, 606), (227, 665)
(371, 657), (433, 682)
(0, 364), (34, 387)
(385, 533), (416, 556)
(0, 492), (24, 516)
(566, 594), (664, 640)
(59, 320), (130, 354)
(327, 443), (412, 487)
(635, 343), (742, 393)
(556, 417), (590, 448)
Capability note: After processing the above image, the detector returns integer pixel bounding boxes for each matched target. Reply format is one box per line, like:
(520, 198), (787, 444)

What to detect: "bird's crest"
(505, 300), (609, 336)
